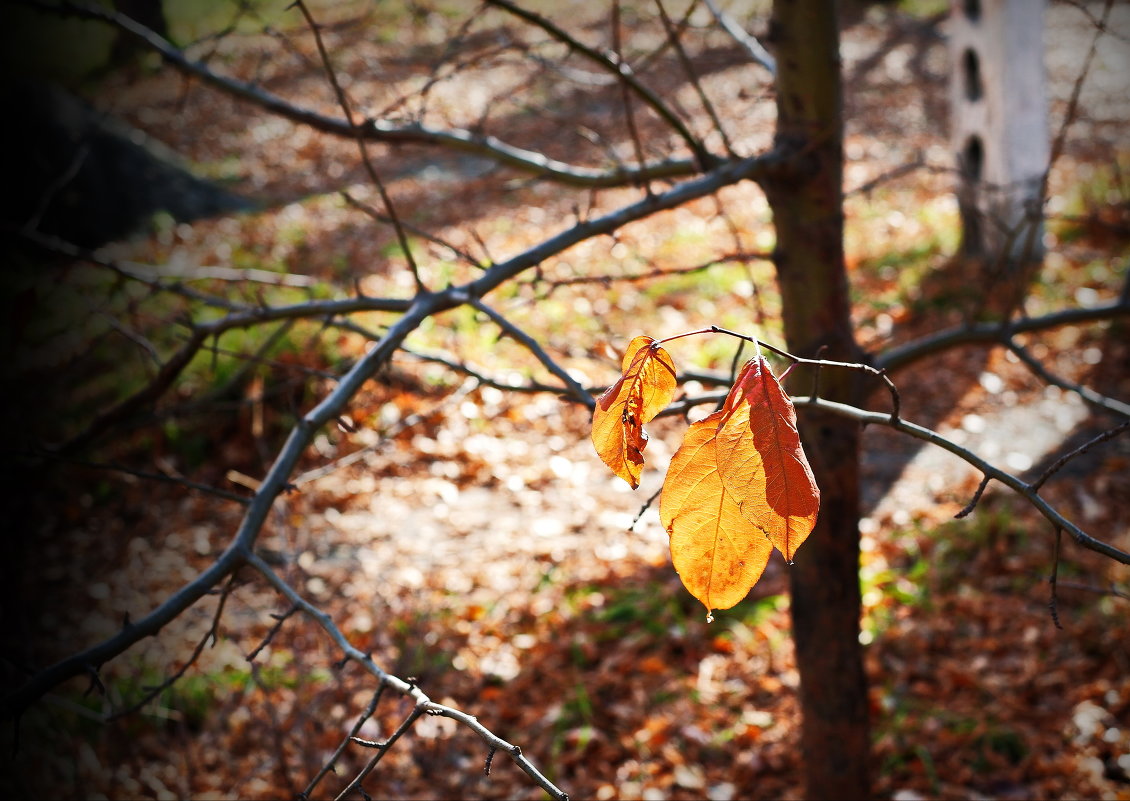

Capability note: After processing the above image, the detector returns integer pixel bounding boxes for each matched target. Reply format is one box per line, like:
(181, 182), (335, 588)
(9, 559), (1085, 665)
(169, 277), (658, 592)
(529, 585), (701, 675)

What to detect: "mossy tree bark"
(763, 2), (871, 798)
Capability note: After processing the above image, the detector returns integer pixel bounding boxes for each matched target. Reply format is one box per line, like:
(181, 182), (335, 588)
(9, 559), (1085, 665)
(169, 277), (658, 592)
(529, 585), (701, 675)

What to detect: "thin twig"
(24, 0), (702, 188)
(484, 0), (715, 168)
(247, 604), (299, 662)
(612, 0), (651, 189)
(1051, 579), (1130, 601)
(955, 475), (992, 519)
(28, 451), (252, 505)
(1049, 527), (1064, 631)
(243, 551), (569, 800)
(790, 396), (1130, 566)
(294, 0), (425, 293)
(108, 572), (239, 720)
(656, 326), (901, 422)
(630, 486), (664, 530)
(335, 705), (426, 801)
(538, 251), (771, 295)
(21, 142), (89, 235)
(655, 0), (734, 155)
(875, 301), (1130, 374)
(341, 191), (481, 269)
(1007, 341), (1130, 419)
(701, 0), (776, 76)
(1030, 420), (1130, 492)
(471, 298), (593, 408)
(303, 687), (386, 798)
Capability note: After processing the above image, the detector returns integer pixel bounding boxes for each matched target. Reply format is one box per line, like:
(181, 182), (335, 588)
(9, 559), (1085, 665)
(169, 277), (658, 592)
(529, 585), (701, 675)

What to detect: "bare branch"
(702, 0), (776, 76)
(1042, 0), (1115, 197)
(27, 452), (251, 505)
(471, 299), (593, 408)
(874, 301), (1130, 373)
(247, 605), (299, 663)
(655, 0), (735, 155)
(1006, 341), (1130, 419)
(535, 250), (771, 296)
(293, 0), (425, 293)
(107, 572), (240, 720)
(611, 0), (652, 194)
(1051, 579), (1130, 601)
(243, 551), (568, 800)
(656, 326), (902, 421)
(484, 0), (716, 168)
(117, 261), (318, 288)
(955, 475), (993, 519)
(8, 143), (784, 722)
(1, 541), (245, 721)
(1049, 526), (1064, 630)
(25, 0), (703, 188)
(1030, 420), (1130, 491)
(304, 687), (386, 799)
(791, 396), (1130, 566)
(400, 347), (579, 397)
(341, 191), (482, 270)
(336, 705), (426, 800)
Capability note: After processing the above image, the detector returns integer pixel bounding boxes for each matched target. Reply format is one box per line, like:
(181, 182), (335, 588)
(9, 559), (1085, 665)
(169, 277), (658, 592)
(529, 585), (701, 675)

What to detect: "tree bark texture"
(763, 2), (871, 798)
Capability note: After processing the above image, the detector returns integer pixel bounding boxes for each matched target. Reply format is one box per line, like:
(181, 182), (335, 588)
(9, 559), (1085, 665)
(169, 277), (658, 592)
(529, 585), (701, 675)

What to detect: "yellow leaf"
(591, 335), (677, 488)
(660, 411), (773, 614)
(715, 356), (819, 562)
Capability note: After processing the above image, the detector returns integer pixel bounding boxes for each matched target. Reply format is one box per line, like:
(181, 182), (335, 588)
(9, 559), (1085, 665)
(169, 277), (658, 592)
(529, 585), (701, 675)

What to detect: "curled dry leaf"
(591, 335), (677, 488)
(660, 411), (773, 614)
(715, 356), (819, 562)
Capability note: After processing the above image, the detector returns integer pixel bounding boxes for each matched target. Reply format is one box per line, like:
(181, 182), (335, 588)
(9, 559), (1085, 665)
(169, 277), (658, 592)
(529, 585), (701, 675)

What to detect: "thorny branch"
(302, 687), (386, 799)
(107, 573), (240, 720)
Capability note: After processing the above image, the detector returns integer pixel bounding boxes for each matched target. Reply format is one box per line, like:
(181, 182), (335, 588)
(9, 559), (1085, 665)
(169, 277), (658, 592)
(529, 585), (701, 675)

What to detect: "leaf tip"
(705, 613), (715, 624)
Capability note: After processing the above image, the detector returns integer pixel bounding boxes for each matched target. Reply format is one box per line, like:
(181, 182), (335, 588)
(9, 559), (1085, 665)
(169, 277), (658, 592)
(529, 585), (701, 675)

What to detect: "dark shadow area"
(1, 76), (254, 249)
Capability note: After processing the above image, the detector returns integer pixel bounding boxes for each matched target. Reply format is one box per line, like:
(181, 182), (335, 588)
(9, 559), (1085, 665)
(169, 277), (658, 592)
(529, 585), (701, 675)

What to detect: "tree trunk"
(763, 2), (871, 798)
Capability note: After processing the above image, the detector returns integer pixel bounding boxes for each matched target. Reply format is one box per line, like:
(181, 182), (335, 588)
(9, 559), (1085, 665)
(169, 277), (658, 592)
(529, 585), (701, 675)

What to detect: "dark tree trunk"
(763, 1), (871, 798)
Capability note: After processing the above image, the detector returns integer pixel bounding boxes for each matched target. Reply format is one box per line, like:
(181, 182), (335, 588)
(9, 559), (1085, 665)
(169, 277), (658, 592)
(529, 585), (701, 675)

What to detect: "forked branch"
(243, 551), (568, 800)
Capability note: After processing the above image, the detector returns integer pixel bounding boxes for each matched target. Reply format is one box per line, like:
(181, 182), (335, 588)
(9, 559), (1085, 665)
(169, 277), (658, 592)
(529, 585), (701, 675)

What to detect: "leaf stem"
(652, 327), (716, 346)
(653, 326), (901, 421)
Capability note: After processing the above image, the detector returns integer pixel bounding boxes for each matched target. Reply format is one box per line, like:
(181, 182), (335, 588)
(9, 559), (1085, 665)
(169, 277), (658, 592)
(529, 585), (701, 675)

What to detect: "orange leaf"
(591, 335), (677, 488)
(715, 356), (820, 562)
(659, 411), (773, 615)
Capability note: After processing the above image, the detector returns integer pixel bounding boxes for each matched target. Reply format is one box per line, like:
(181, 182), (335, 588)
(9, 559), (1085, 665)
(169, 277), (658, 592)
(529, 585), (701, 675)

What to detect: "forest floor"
(6, 3), (1130, 800)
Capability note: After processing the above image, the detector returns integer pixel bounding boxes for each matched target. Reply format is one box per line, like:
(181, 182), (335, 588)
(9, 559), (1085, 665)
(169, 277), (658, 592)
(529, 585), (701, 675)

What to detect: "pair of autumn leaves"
(591, 336), (820, 618)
